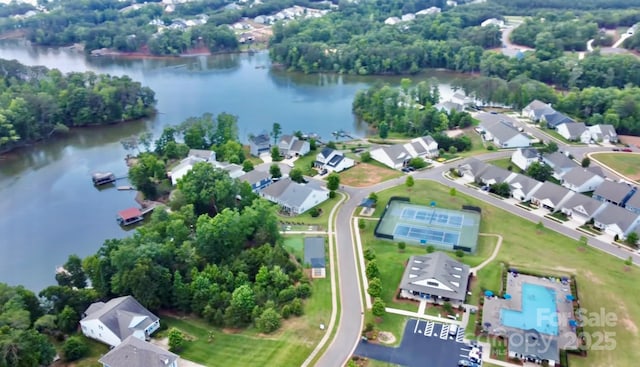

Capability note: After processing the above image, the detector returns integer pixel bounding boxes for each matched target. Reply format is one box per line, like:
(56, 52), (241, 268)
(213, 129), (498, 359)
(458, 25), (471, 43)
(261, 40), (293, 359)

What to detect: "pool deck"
(482, 273), (579, 350)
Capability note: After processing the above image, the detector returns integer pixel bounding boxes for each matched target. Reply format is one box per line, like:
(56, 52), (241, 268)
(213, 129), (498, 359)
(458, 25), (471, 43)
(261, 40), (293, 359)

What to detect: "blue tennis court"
(400, 208), (464, 228)
(394, 224), (460, 246)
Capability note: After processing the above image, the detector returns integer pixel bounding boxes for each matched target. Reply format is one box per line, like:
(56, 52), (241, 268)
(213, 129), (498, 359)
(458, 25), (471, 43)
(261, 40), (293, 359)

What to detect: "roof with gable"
(523, 100), (555, 117)
(457, 158), (489, 177)
(188, 149), (214, 161)
(320, 147), (334, 159)
(399, 252), (470, 302)
(291, 139), (306, 153)
(542, 152), (576, 171)
(99, 335), (178, 367)
(518, 147), (539, 159)
(327, 154), (344, 168)
(593, 180), (634, 204)
(82, 296), (159, 342)
(559, 194), (606, 217)
(476, 112), (527, 143)
(250, 132), (271, 146)
(304, 237), (325, 268)
(531, 181), (573, 206)
(261, 178), (327, 209)
(507, 173), (541, 195)
(476, 165), (513, 184)
(543, 111), (574, 128)
(561, 167), (603, 187)
(559, 122), (587, 139)
(593, 204), (640, 232)
(118, 208), (142, 221)
(238, 170), (271, 186)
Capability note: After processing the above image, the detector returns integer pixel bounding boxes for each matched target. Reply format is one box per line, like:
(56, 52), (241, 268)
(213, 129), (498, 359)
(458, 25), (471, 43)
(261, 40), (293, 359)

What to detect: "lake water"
(0, 40), (461, 291)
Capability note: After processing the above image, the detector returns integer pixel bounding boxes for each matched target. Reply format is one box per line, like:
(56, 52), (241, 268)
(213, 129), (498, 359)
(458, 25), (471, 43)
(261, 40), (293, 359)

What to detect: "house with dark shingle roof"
(99, 335), (178, 367)
(560, 167), (605, 193)
(530, 181), (574, 211)
(593, 204), (640, 239)
(592, 180), (635, 206)
(522, 100), (555, 122)
(624, 191), (640, 215)
(238, 169), (272, 192)
(399, 252), (470, 306)
(542, 111), (574, 129)
(314, 147), (355, 173)
(558, 194), (607, 224)
(80, 296), (160, 347)
(249, 132), (271, 156)
(304, 237), (326, 278)
(508, 329), (559, 367)
(476, 112), (531, 148)
(505, 173), (543, 202)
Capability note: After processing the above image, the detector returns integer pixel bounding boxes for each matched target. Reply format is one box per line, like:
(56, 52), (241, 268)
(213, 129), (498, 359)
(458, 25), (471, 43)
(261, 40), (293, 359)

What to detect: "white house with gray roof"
(557, 122), (590, 143)
(456, 158), (489, 181)
(278, 135), (310, 157)
(314, 147), (355, 173)
(475, 165), (516, 186)
(530, 181), (574, 211)
(399, 252), (470, 306)
(541, 152), (578, 180)
(511, 147), (539, 171)
(99, 335), (178, 367)
(260, 178), (329, 215)
(477, 112), (531, 148)
(238, 170), (272, 192)
(522, 100), (555, 122)
(434, 101), (463, 114)
(593, 204), (640, 239)
(558, 194), (607, 224)
(624, 192), (640, 215)
(248, 132), (271, 156)
(588, 124), (618, 143)
(505, 173), (543, 202)
(80, 296), (160, 347)
(561, 167), (605, 193)
(369, 135), (438, 169)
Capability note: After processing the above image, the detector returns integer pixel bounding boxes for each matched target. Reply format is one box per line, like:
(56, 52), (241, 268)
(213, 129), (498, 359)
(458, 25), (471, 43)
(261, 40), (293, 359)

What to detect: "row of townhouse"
(458, 158), (640, 241)
(522, 99), (618, 143)
(475, 112), (532, 148)
(369, 135), (439, 169)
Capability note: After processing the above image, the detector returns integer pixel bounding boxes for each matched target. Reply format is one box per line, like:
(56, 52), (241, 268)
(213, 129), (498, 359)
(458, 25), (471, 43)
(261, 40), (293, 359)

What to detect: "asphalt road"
(316, 141), (636, 367)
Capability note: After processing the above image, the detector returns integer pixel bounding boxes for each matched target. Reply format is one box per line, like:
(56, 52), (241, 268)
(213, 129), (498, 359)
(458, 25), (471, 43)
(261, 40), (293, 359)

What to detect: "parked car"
(622, 148), (633, 152)
(612, 148), (620, 151)
(407, 166), (415, 172)
(458, 360), (472, 367)
(401, 167), (411, 172)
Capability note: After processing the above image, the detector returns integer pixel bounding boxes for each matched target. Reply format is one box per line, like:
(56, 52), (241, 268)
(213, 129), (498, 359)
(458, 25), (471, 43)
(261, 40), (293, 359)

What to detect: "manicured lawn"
(293, 152), (319, 176)
(159, 268), (332, 367)
(282, 235), (305, 262)
(242, 145), (264, 165)
(368, 180), (640, 367)
(341, 163), (403, 187)
(457, 129), (488, 158)
(364, 312), (409, 347)
(487, 157), (520, 173)
(591, 152), (640, 181)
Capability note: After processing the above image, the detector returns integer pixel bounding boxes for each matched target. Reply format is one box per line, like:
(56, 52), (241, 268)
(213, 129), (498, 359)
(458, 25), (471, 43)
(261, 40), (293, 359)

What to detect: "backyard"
(365, 180), (640, 367)
(340, 162), (403, 187)
(591, 152), (640, 181)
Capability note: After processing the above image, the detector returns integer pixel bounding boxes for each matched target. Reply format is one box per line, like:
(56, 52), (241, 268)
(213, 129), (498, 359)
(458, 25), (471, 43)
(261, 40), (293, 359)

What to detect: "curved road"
(316, 144), (639, 366)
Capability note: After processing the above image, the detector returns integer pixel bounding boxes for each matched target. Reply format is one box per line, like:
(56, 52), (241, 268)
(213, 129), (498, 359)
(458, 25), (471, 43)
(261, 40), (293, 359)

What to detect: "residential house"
(593, 204), (640, 239)
(450, 92), (474, 107)
(511, 147), (539, 171)
(369, 135), (438, 169)
(481, 18), (505, 27)
(80, 296), (160, 347)
(98, 336), (178, 367)
(187, 149), (215, 162)
(557, 122), (590, 143)
(558, 194), (607, 224)
(588, 124), (618, 143)
(476, 112), (531, 148)
(168, 156), (205, 185)
(505, 173), (543, 202)
(249, 132), (271, 156)
(398, 252), (470, 306)
(475, 165), (515, 186)
(586, 165), (606, 177)
(542, 111), (574, 129)
(401, 13), (415, 22)
(624, 191), (640, 215)
(530, 181), (574, 211)
(541, 152), (578, 180)
(522, 100), (555, 122)
(508, 329), (558, 367)
(278, 135), (310, 157)
(384, 16), (401, 25)
(434, 101), (463, 114)
(456, 158), (489, 181)
(260, 178), (329, 215)
(238, 170), (272, 192)
(314, 147), (355, 173)
(561, 167), (605, 193)
(304, 237), (326, 278)
(592, 180), (635, 206)
(212, 162), (244, 179)
(416, 6), (441, 16)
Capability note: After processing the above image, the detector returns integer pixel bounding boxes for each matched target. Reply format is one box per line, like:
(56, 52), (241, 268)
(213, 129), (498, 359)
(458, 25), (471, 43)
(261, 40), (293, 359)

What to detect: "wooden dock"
(117, 186), (135, 191)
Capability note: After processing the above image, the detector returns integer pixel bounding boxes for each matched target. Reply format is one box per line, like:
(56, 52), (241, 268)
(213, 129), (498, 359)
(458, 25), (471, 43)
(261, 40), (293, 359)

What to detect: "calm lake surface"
(0, 40), (461, 291)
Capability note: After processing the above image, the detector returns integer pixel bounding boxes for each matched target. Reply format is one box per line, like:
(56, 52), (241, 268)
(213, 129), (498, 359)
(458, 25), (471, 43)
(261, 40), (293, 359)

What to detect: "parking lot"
(354, 319), (482, 367)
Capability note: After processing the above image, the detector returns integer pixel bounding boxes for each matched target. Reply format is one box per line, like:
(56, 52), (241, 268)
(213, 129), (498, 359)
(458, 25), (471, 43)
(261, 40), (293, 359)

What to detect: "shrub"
(372, 298), (386, 318)
(296, 283), (312, 299)
(487, 145), (495, 151)
(398, 242), (406, 251)
(290, 298), (304, 316)
(256, 308), (282, 333)
(62, 336), (89, 362)
(309, 208), (320, 217)
(168, 328), (185, 352)
(455, 249), (464, 258)
(361, 151), (372, 162)
(329, 190), (336, 199)
(367, 278), (382, 298)
(364, 248), (376, 261)
(366, 260), (380, 279)
(442, 302), (453, 315)
(426, 245), (435, 253)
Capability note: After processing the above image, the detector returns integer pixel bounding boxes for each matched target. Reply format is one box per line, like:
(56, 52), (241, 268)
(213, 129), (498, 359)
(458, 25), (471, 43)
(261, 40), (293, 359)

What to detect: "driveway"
(354, 319), (473, 367)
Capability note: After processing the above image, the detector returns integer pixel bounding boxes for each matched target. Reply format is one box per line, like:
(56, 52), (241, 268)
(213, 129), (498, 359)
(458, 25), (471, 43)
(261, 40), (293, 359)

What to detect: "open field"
(158, 266), (332, 367)
(341, 163), (403, 187)
(367, 180), (640, 367)
(591, 152), (640, 181)
(293, 152), (319, 176)
(488, 157), (521, 173)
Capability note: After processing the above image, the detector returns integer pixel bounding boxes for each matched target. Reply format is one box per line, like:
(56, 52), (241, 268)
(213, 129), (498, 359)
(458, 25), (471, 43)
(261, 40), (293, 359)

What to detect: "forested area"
(352, 79), (473, 148)
(0, 59), (155, 153)
(509, 16), (599, 53)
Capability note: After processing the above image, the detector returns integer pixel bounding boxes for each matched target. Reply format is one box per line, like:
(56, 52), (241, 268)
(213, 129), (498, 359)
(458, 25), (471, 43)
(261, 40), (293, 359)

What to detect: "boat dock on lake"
(116, 205), (157, 226)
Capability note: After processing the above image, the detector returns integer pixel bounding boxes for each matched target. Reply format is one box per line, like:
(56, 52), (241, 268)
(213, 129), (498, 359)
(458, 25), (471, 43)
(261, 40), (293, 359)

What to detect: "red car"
(622, 148), (633, 152)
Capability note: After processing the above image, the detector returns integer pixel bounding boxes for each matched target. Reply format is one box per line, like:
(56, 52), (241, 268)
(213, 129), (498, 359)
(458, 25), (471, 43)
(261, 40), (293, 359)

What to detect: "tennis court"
(375, 199), (481, 253)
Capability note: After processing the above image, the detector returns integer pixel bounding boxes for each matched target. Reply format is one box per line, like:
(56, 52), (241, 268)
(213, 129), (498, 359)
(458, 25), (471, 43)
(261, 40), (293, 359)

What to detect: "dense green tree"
(256, 308), (282, 333)
(225, 284), (255, 327)
(242, 160), (254, 172)
(55, 254), (86, 289)
(526, 161), (553, 182)
(365, 260), (380, 280)
(168, 328), (185, 352)
(405, 176), (415, 188)
(62, 336), (89, 362)
(327, 172), (340, 191)
(271, 122), (282, 145)
(489, 182), (511, 198)
(367, 278), (382, 298)
(378, 122), (389, 139)
(581, 157), (591, 168)
(0, 328), (55, 366)
(271, 146), (281, 161)
(372, 298), (386, 318)
(289, 168), (305, 183)
(270, 164), (282, 179)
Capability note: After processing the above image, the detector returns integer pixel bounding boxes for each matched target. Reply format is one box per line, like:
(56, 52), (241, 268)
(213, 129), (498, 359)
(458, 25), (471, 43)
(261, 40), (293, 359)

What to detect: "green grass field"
(293, 152), (319, 176)
(591, 152), (640, 181)
(488, 157), (521, 173)
(159, 267), (332, 367)
(366, 180), (640, 367)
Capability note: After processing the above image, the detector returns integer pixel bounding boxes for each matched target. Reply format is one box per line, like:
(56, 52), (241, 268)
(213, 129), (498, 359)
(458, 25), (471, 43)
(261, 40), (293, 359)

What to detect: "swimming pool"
(501, 283), (558, 335)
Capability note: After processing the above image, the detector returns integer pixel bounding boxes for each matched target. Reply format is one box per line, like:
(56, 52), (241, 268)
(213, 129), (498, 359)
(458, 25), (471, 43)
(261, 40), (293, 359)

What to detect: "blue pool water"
(501, 283), (558, 335)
